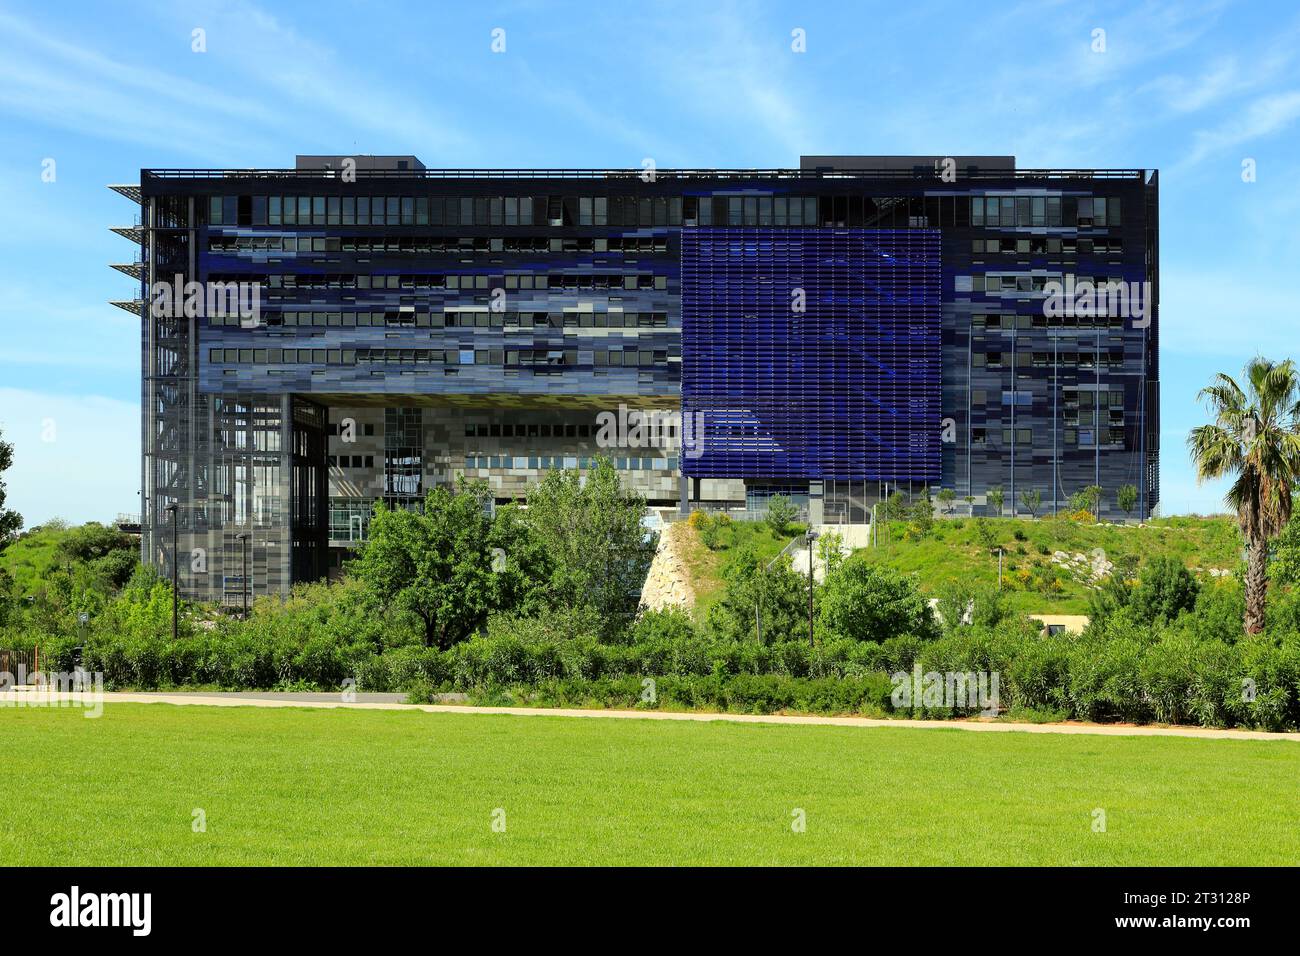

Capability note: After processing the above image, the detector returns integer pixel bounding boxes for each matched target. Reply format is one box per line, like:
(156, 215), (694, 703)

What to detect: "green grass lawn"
(1, 702), (1295, 866)
(685, 515), (1242, 617)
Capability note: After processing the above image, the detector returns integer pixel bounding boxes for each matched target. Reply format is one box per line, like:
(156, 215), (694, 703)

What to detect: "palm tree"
(1188, 357), (1300, 633)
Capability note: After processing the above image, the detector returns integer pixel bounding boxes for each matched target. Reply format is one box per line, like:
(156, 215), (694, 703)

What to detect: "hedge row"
(367, 623), (1300, 730)
(24, 629), (367, 691)
(11, 613), (1300, 731)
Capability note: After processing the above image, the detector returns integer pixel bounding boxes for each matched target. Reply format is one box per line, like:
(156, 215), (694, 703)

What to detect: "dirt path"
(6, 690), (1297, 742)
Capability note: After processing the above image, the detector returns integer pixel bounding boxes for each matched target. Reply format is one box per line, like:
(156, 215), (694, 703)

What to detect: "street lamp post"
(805, 527), (818, 647)
(164, 503), (178, 642)
(235, 532), (250, 619)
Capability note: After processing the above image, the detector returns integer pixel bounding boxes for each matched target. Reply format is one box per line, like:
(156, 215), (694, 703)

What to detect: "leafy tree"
(883, 490), (908, 520)
(1071, 485), (1103, 516)
(1117, 484), (1138, 518)
(1269, 513), (1300, 589)
(972, 516), (999, 554)
(1088, 555), (1198, 628)
(486, 501), (554, 619)
(817, 557), (937, 643)
(969, 586), (1011, 628)
(351, 481), (495, 649)
(1019, 488), (1042, 518)
(0, 566), (14, 627)
(54, 522), (138, 589)
(936, 488), (956, 514)
(0, 428), (22, 548)
(815, 529), (845, 578)
(525, 457), (655, 634)
(986, 486), (1005, 516)
(91, 548), (139, 590)
(707, 545), (807, 643)
(935, 579), (976, 631)
(1188, 357), (1300, 633)
(58, 522), (135, 563)
(910, 487), (934, 534)
(764, 494), (798, 537)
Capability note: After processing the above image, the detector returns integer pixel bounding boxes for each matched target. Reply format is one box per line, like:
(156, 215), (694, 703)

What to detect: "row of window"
(971, 426), (1126, 447)
(205, 192), (1124, 231)
(209, 195), (691, 228)
(330, 451), (678, 472)
(327, 452), (679, 473)
(330, 455), (376, 469)
(971, 196), (1120, 228)
(1064, 388), (1126, 407)
(208, 235), (672, 255)
(209, 347), (672, 368)
(974, 350), (1126, 368)
(466, 422), (597, 439)
(970, 388), (1126, 408)
(969, 273), (1123, 294)
(1065, 409), (1127, 427)
(974, 312), (1128, 330)
(261, 310), (669, 329)
(971, 237), (1124, 256)
(465, 454), (678, 471)
(234, 272), (670, 292)
(206, 194), (823, 229)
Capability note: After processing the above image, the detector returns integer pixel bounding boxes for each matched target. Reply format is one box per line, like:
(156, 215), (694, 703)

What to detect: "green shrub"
(628, 607), (697, 645)
(1130, 556), (1200, 625)
(414, 672), (897, 717)
(818, 558), (937, 643)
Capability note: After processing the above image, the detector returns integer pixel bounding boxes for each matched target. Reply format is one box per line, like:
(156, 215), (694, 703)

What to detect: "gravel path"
(7, 689), (1297, 742)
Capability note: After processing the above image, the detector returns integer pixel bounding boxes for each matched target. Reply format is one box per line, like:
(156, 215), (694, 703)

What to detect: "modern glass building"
(109, 154), (1158, 603)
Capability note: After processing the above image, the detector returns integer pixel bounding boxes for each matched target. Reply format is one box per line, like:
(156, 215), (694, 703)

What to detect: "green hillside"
(0, 521), (76, 594)
(682, 515), (1242, 617)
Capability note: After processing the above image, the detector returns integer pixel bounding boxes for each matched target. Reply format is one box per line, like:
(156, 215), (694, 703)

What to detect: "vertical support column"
(808, 480), (824, 526)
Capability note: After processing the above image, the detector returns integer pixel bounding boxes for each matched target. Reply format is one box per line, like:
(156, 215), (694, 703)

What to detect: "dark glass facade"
(109, 154), (1158, 603)
(681, 227), (942, 482)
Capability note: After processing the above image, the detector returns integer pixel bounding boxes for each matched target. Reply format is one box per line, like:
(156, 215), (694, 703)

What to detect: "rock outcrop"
(639, 522), (696, 612)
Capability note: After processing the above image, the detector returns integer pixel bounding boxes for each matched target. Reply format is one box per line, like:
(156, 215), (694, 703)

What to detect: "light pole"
(235, 532), (250, 619)
(164, 503), (178, 642)
(805, 527), (818, 647)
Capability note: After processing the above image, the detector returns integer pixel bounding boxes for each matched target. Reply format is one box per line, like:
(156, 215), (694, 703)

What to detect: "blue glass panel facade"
(681, 227), (941, 481)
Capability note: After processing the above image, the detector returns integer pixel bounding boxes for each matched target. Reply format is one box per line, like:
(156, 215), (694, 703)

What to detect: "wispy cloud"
(0, 3), (471, 161)
(0, 10), (280, 158)
(172, 0), (471, 158)
(647, 4), (816, 161)
(1178, 89), (1300, 169)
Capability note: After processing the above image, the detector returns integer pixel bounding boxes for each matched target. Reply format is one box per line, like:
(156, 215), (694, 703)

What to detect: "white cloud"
(1178, 89), (1300, 169)
(0, 4), (469, 161)
(174, 0), (470, 157)
(0, 10), (281, 159)
(649, 7), (814, 159)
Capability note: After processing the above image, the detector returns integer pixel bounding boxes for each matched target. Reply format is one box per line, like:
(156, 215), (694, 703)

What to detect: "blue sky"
(1, 0), (1298, 526)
